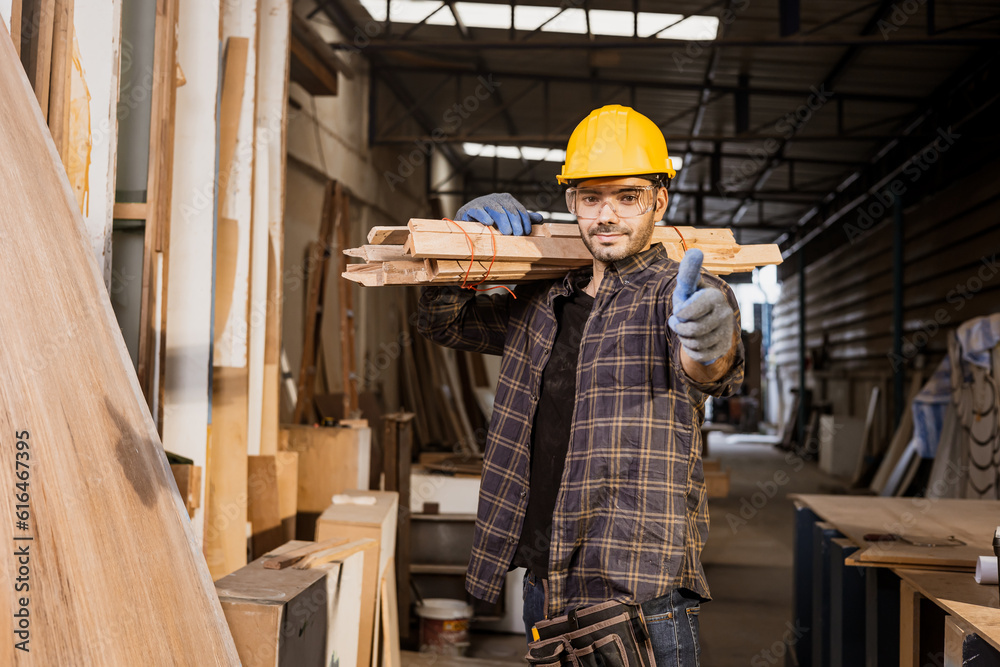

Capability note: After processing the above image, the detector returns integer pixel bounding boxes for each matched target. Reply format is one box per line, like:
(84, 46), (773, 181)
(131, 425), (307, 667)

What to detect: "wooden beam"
(288, 11), (353, 96)
(0, 15), (240, 661)
(256, 0), (291, 456)
(46, 0), (72, 159)
(113, 201), (148, 220)
(293, 180), (339, 424)
(10, 0), (22, 57)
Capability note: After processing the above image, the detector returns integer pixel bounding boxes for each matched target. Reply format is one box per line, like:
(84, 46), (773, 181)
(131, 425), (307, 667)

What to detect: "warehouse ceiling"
(309, 0), (1000, 249)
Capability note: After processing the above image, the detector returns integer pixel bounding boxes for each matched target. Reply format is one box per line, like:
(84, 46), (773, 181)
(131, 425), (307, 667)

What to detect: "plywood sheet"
(791, 494), (1000, 569)
(0, 15), (239, 664)
(894, 568), (1000, 654)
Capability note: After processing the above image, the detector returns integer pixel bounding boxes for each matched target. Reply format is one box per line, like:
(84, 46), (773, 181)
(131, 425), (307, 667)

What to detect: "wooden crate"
(706, 469), (731, 498)
(216, 539), (372, 667)
(316, 491), (399, 667)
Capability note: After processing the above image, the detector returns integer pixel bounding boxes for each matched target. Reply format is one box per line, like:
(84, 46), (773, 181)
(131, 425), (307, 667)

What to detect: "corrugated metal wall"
(770, 157), (1000, 441)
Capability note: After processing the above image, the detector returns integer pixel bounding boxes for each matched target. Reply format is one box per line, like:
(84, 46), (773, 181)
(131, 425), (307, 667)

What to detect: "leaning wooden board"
(791, 494), (1000, 569)
(0, 17), (239, 665)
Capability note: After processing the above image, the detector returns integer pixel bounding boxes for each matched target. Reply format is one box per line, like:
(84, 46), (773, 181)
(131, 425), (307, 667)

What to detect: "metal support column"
(892, 194), (905, 427)
(798, 251), (807, 446)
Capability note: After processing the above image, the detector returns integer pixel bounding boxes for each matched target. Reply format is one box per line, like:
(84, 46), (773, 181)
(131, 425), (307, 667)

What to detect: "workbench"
(789, 494), (1000, 666)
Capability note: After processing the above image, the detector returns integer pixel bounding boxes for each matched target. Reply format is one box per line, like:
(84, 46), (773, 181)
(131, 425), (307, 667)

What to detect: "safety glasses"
(565, 184), (659, 220)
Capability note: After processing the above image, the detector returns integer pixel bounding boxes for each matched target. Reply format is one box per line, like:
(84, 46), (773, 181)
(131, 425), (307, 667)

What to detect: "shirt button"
(519, 490), (527, 498)
(530, 393), (538, 401)
(507, 537), (517, 545)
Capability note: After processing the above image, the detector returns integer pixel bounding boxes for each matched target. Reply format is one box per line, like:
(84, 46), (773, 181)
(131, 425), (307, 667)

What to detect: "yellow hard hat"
(557, 105), (676, 184)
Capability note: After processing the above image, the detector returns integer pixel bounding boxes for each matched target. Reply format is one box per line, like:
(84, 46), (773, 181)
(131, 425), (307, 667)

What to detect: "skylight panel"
(635, 12), (685, 38)
(453, 2), (511, 29)
(514, 5), (561, 31)
(588, 9), (637, 37)
(463, 143), (567, 163)
(539, 7), (588, 34)
(358, 0), (456, 26)
(657, 15), (719, 40)
(357, 2), (716, 40)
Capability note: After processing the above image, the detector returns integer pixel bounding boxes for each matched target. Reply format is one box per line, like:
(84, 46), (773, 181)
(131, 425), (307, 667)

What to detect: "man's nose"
(598, 201), (618, 223)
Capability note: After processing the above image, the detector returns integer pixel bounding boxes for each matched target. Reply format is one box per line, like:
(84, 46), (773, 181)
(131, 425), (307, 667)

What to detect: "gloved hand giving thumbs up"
(668, 249), (735, 365)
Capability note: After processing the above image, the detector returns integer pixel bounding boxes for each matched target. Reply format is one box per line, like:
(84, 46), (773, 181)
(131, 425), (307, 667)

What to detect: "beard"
(580, 213), (657, 263)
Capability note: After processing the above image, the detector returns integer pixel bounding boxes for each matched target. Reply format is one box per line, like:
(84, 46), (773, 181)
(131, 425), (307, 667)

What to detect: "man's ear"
(655, 187), (669, 218)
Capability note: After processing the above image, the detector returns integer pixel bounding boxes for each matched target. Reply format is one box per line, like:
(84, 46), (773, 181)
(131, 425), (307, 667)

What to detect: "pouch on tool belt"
(525, 600), (656, 667)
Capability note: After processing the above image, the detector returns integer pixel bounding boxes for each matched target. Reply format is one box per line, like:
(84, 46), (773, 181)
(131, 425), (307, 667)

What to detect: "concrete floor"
(438, 433), (847, 665)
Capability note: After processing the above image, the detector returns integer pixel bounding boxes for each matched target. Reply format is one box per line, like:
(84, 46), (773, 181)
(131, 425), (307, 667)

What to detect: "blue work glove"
(668, 249), (735, 365)
(455, 193), (543, 236)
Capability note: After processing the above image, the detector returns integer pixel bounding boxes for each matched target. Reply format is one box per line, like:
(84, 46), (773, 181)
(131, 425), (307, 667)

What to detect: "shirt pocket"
(611, 325), (651, 388)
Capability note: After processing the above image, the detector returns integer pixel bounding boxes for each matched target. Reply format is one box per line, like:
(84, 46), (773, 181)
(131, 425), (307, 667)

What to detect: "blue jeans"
(522, 572), (701, 666)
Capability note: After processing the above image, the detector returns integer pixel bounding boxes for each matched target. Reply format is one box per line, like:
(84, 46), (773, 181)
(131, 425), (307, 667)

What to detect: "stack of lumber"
(343, 219), (783, 286)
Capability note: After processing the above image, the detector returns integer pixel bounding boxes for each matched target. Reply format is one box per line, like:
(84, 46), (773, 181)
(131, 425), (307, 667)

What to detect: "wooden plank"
(9, 0), (21, 57)
(310, 527), (382, 667)
(170, 463), (202, 518)
(262, 535), (351, 569)
(293, 180), (339, 423)
(289, 18), (338, 95)
(256, 0), (291, 457)
(113, 201), (148, 220)
(25, 0), (55, 119)
(0, 13), (240, 662)
(136, 0), (179, 411)
(212, 36), (250, 366)
(894, 568), (1000, 654)
(247, 455), (283, 559)
(46, 0), (72, 158)
(159, 0), (211, 532)
(337, 186), (358, 417)
(206, 365), (249, 578)
(246, 125), (268, 454)
(899, 578), (921, 667)
(381, 560), (401, 667)
(275, 450), (298, 543)
(280, 424), (372, 513)
(790, 495), (1000, 570)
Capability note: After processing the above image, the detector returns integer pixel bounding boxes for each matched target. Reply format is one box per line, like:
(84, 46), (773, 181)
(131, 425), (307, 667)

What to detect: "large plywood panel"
(0, 15), (239, 665)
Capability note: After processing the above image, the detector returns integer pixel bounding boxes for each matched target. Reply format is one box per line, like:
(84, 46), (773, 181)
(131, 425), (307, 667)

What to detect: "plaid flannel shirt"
(417, 243), (744, 618)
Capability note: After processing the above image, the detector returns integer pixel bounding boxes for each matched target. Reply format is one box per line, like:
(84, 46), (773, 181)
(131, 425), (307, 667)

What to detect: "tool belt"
(525, 600), (657, 667)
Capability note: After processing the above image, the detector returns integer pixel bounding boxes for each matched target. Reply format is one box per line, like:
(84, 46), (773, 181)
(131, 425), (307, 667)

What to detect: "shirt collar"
(555, 243), (667, 296)
(607, 243), (668, 282)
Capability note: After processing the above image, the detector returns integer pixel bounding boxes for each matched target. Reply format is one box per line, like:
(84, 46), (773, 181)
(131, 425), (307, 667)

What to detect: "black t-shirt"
(513, 279), (594, 576)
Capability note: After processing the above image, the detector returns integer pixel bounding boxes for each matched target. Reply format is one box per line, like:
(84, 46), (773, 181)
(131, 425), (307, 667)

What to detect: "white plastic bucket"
(415, 599), (473, 655)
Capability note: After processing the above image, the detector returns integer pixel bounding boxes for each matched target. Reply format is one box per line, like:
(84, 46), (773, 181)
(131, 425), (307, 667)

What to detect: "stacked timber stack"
(342, 219), (783, 286)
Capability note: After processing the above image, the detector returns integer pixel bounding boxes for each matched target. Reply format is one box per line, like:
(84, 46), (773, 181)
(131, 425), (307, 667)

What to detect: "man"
(417, 105), (744, 666)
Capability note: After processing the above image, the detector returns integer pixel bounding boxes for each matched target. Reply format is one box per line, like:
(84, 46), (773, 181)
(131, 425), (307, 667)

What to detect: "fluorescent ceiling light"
(670, 156), (684, 171)
(358, 2), (716, 41)
(463, 142), (566, 163)
(358, 0), (456, 25)
(454, 2), (510, 29)
(543, 212), (577, 222)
